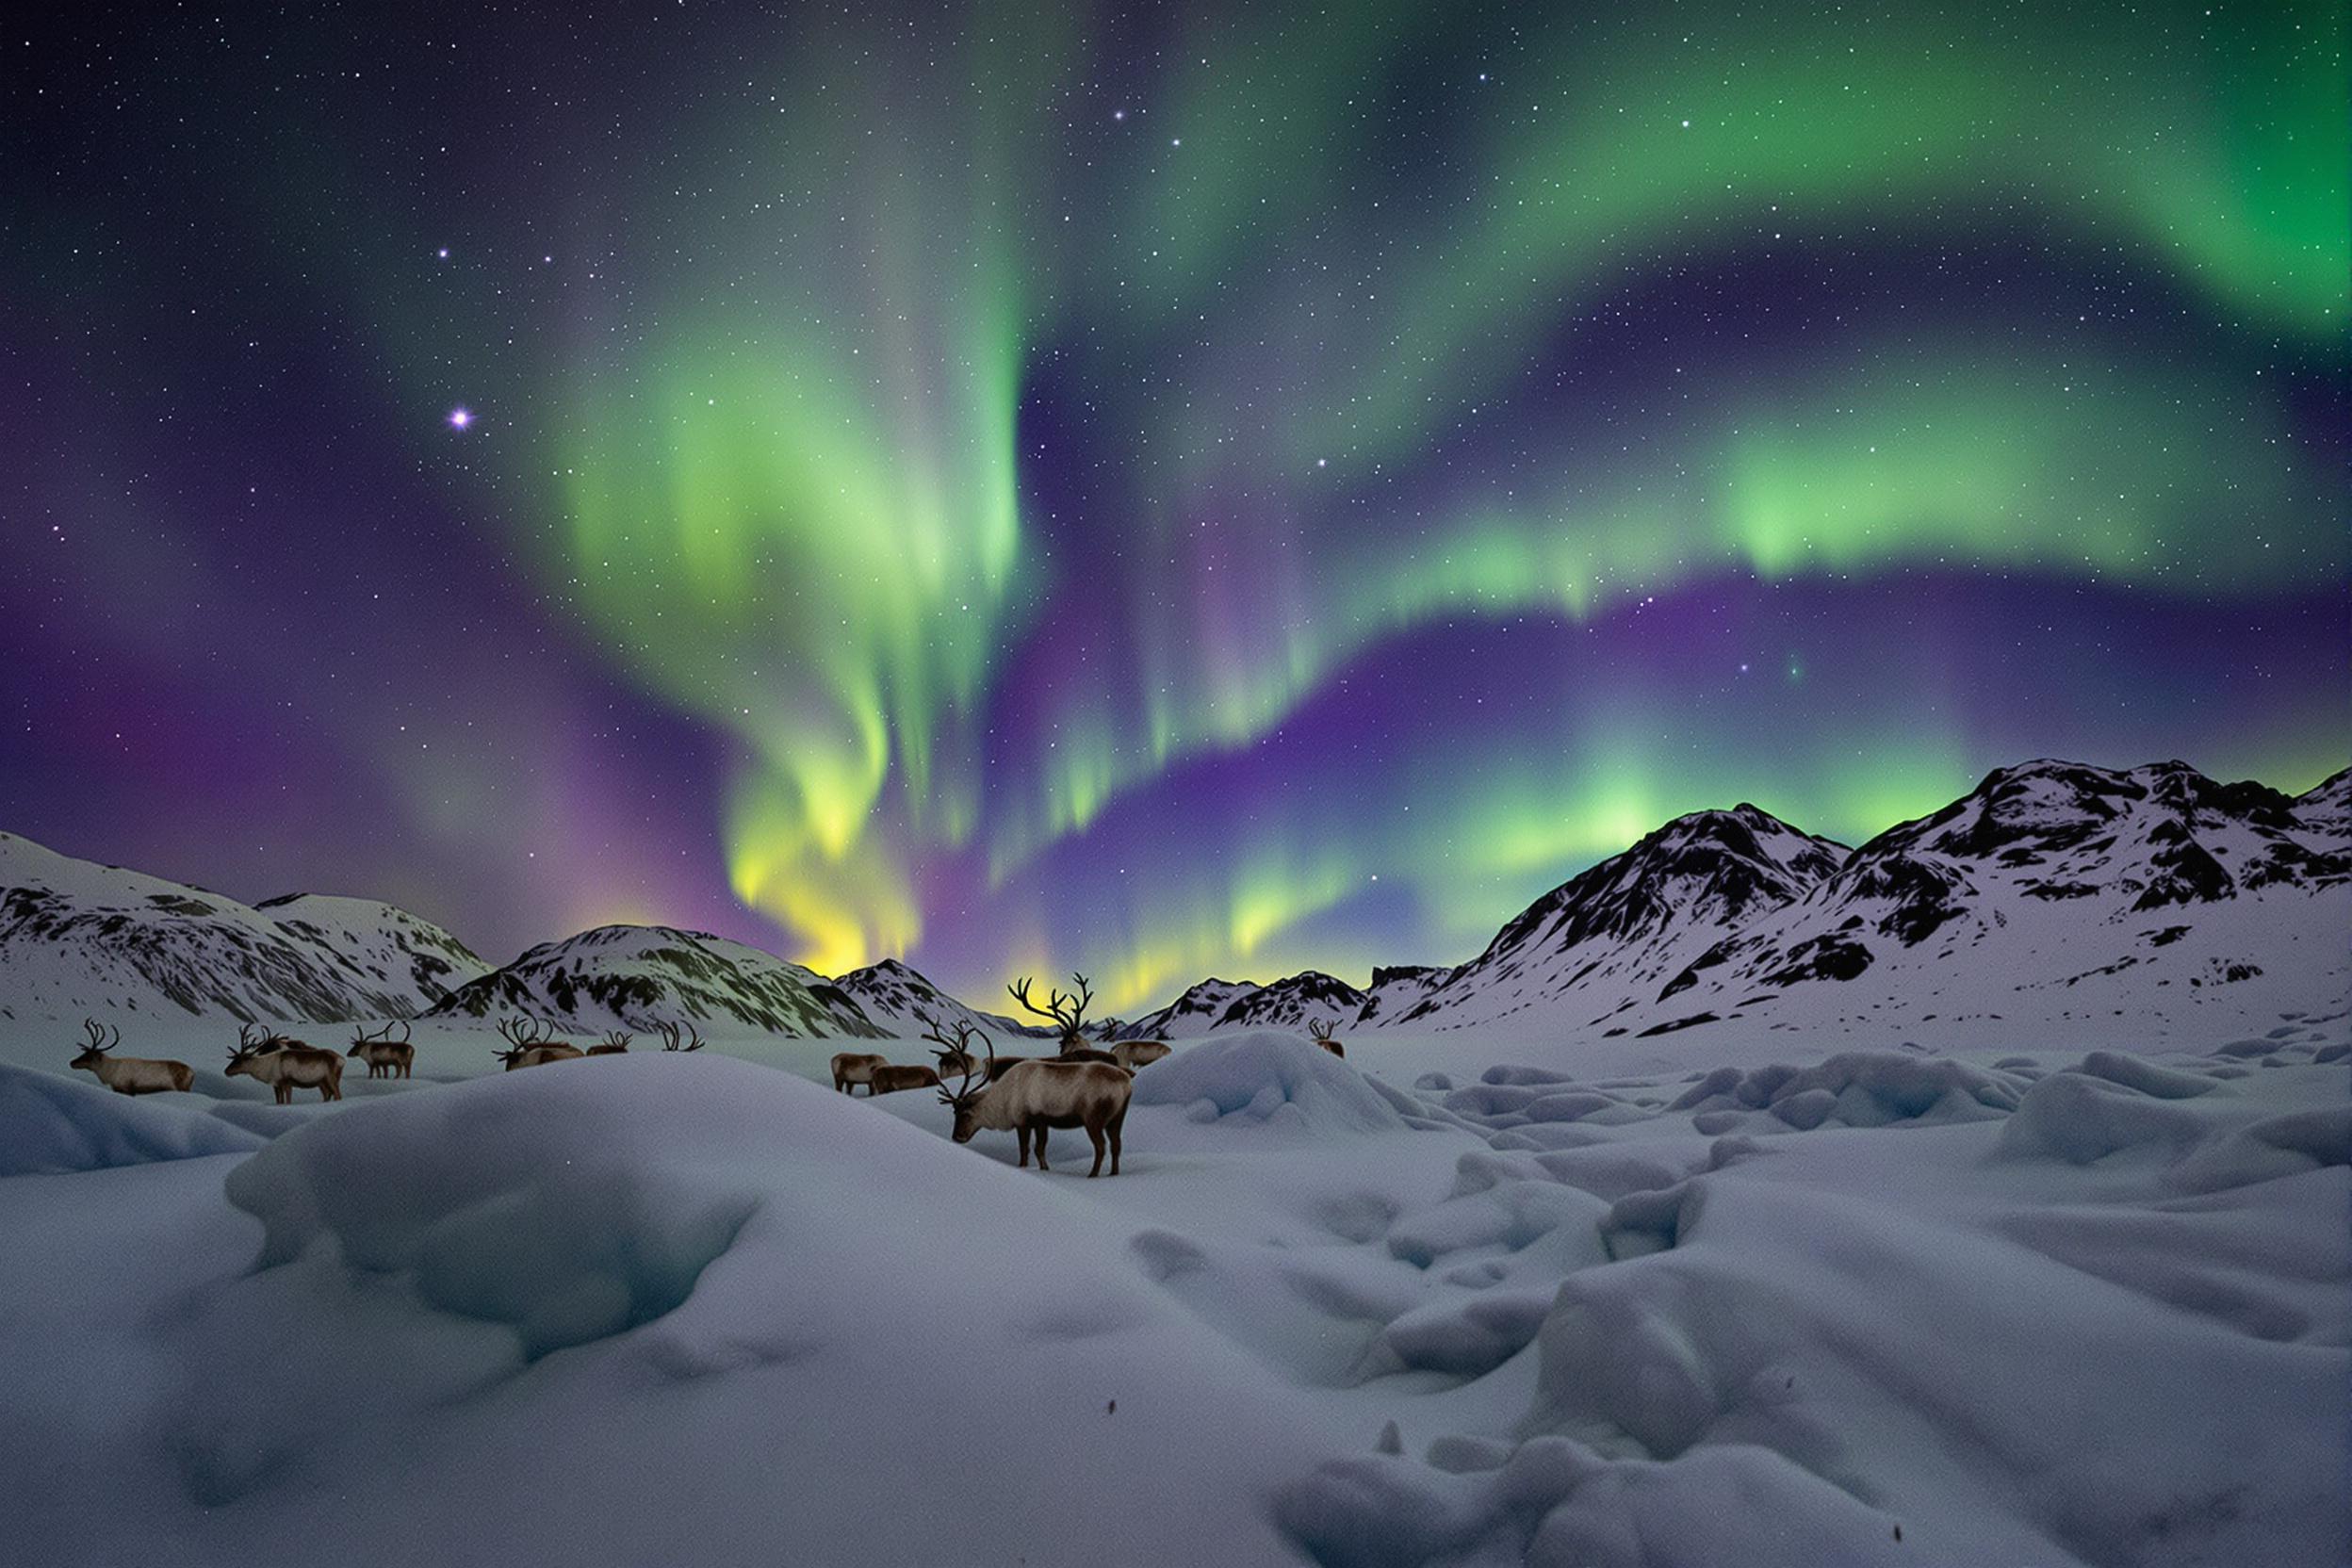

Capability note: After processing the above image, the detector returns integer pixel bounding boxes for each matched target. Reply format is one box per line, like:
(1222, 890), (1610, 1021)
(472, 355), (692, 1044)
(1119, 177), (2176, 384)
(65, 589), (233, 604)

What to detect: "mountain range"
(4, 758), (2344, 1048)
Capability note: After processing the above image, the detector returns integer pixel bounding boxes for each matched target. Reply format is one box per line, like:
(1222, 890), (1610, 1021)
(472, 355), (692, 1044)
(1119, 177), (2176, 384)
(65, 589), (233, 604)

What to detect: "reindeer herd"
(59, 972), (1354, 1181)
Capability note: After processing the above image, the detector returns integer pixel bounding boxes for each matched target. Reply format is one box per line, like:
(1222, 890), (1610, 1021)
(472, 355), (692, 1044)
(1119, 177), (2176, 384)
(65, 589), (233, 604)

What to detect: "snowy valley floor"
(1, 1015), (2346, 1567)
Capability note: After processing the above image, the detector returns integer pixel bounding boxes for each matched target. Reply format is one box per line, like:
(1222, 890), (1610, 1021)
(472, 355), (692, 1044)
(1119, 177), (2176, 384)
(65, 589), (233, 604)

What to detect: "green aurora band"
(515, 0), (2343, 1001)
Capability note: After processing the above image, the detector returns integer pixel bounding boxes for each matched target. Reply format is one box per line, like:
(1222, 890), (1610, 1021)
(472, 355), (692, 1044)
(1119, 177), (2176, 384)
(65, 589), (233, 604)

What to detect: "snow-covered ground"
(2, 1012), (2345, 1567)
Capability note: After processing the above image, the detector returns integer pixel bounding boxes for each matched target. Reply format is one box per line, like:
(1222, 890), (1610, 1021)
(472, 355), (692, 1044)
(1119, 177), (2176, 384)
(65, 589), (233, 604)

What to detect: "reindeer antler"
(80, 1018), (116, 1053)
(602, 1030), (633, 1050)
(936, 1027), (995, 1105)
(391, 1020), (412, 1043)
(497, 1016), (544, 1049)
(1008, 973), (1093, 1035)
(1309, 1017), (1335, 1040)
(654, 1020), (703, 1052)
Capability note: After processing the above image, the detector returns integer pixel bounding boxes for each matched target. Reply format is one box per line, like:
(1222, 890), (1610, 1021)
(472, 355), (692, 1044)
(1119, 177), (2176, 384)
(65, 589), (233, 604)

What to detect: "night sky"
(3, 1), (2344, 1008)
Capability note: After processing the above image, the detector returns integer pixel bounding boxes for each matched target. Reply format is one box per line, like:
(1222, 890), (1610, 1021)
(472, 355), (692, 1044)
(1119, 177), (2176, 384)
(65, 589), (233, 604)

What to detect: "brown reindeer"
(654, 1021), (705, 1053)
(347, 1021), (416, 1079)
(868, 1062), (944, 1096)
(917, 1013), (989, 1081)
(1308, 1019), (1346, 1058)
(939, 1037), (1132, 1177)
(831, 1053), (888, 1094)
(585, 1030), (633, 1056)
(1008, 972), (1097, 1054)
(228, 1024), (345, 1102)
(493, 1017), (585, 1070)
(68, 1019), (192, 1096)
(1111, 1039), (1173, 1071)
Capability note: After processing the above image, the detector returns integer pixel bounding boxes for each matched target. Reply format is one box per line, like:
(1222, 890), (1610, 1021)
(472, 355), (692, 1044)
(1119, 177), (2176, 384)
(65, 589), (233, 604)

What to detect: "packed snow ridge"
(2, 1016), (2344, 1567)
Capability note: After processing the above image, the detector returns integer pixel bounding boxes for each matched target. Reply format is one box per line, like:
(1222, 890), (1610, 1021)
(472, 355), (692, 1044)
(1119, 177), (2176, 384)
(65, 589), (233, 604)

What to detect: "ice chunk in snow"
(0, 1062), (262, 1175)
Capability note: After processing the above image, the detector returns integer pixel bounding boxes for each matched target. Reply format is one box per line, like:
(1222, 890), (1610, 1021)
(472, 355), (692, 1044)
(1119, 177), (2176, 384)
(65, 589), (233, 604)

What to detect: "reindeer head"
(70, 1018), (119, 1070)
(601, 1030), (633, 1052)
(1008, 972), (1093, 1050)
(936, 1032), (1000, 1143)
(918, 1012), (988, 1072)
(225, 1022), (273, 1078)
(493, 1015), (554, 1068)
(349, 1021), (399, 1055)
(654, 1020), (704, 1053)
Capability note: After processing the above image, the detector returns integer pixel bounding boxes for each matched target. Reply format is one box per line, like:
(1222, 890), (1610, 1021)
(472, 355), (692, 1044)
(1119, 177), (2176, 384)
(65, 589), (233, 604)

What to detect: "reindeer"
(917, 1013), (989, 1081)
(1307, 1019), (1346, 1058)
(654, 1020), (705, 1053)
(493, 1016), (585, 1070)
(1111, 1038), (1173, 1071)
(831, 1053), (888, 1095)
(938, 1037), (1132, 1177)
(869, 1062), (945, 1095)
(347, 1021), (416, 1079)
(585, 1030), (633, 1056)
(227, 1023), (345, 1102)
(1007, 972), (1098, 1054)
(68, 1019), (192, 1095)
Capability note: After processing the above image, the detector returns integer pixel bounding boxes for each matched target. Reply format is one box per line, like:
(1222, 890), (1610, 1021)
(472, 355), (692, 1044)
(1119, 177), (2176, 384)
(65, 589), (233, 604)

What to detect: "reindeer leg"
(1086, 1122), (1106, 1178)
(1108, 1112), (1123, 1177)
(1033, 1122), (1051, 1171)
(1016, 1125), (1031, 1168)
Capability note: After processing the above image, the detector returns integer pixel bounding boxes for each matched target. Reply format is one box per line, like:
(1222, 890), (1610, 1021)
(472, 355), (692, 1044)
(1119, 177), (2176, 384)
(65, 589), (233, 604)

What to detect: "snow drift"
(0, 1061), (263, 1175)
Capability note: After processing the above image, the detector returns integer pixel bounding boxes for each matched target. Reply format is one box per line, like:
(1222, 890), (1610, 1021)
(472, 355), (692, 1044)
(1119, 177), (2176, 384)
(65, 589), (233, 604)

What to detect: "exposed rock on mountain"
(0, 830), (486, 1023)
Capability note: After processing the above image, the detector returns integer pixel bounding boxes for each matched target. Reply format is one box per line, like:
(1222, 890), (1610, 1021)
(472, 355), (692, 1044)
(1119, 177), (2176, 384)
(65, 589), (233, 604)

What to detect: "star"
(448, 408), (473, 430)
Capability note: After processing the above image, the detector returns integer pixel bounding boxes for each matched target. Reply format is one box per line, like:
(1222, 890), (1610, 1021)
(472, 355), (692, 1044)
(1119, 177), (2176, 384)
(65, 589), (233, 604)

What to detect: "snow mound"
(1655, 1052), (2024, 1135)
(1278, 1144), (2348, 1566)
(0, 1062), (263, 1175)
(224, 1065), (760, 1359)
(1128, 1031), (1407, 1135)
(1997, 1070), (2222, 1165)
(138, 1054), (1327, 1562)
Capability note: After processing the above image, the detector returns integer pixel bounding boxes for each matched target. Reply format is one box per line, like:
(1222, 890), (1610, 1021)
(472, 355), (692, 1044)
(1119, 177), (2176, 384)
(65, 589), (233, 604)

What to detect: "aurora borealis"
(3, 1), (2344, 1008)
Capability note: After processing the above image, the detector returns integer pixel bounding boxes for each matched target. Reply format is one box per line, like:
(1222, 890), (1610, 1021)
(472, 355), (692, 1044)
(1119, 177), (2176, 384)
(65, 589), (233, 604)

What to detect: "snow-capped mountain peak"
(0, 830), (487, 1023)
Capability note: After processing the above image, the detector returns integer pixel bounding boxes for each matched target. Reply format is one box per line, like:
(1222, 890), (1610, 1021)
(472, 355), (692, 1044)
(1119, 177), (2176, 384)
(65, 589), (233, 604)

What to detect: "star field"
(1, 1), (2343, 1006)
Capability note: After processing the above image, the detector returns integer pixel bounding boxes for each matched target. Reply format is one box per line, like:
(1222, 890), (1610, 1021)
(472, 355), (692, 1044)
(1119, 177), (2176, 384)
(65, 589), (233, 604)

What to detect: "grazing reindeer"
(227, 1024), (345, 1102)
(1111, 1039), (1173, 1071)
(831, 1053), (888, 1095)
(654, 1020), (704, 1053)
(1008, 972), (1097, 1054)
(869, 1062), (944, 1095)
(347, 1021), (416, 1079)
(493, 1016), (584, 1070)
(938, 1038), (1132, 1178)
(1308, 1019), (1346, 1058)
(68, 1019), (192, 1096)
(585, 1030), (633, 1056)
(917, 1013), (989, 1081)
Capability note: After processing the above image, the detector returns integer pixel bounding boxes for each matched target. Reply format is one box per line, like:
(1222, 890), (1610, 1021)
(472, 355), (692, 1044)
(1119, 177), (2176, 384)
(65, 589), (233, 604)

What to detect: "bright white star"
(449, 408), (472, 430)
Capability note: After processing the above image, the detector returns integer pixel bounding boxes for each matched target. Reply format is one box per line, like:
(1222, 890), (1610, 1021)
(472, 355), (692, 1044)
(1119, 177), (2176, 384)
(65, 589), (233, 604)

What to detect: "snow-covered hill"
(428, 923), (887, 1037)
(1130, 760), (2351, 1052)
(1387, 802), (1850, 1033)
(1127, 977), (1276, 1039)
(831, 957), (1056, 1042)
(0, 830), (487, 1023)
